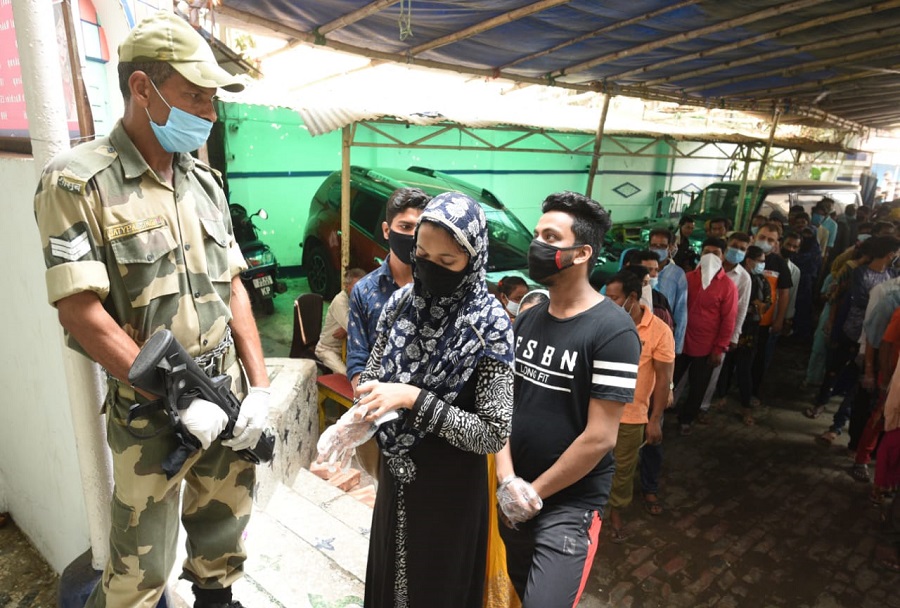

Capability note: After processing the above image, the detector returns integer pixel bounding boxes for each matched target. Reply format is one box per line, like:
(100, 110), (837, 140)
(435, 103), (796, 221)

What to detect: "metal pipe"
(12, 0), (111, 570)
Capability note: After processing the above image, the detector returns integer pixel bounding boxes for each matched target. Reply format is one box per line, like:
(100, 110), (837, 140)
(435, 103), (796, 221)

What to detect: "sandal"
(643, 493), (665, 516)
(816, 430), (838, 446)
(609, 525), (633, 544)
(804, 405), (825, 419)
(742, 412), (755, 426)
(850, 464), (870, 483)
(874, 546), (900, 573)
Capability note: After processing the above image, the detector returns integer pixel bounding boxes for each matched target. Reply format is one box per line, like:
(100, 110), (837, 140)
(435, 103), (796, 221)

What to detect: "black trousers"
(674, 353), (716, 425)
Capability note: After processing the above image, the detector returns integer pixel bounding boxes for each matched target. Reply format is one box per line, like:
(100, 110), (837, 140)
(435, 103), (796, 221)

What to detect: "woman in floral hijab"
(355, 191), (515, 608)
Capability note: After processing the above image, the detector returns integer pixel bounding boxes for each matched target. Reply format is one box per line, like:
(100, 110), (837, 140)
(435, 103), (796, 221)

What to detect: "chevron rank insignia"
(49, 231), (91, 262)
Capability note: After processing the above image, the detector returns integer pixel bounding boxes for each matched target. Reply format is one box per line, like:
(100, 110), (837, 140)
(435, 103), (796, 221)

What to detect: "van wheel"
(305, 243), (339, 298)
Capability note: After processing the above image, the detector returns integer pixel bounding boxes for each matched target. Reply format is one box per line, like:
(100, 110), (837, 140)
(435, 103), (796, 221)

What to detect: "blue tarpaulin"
(219, 0), (900, 130)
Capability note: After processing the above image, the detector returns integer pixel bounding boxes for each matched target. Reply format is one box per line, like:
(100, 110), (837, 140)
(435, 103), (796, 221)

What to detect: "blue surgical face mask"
(811, 213), (823, 226)
(649, 276), (659, 290)
(651, 247), (669, 262)
(146, 80), (214, 153)
(755, 239), (773, 254)
(725, 247), (746, 265)
(750, 226), (760, 235)
(753, 262), (766, 275)
(857, 233), (871, 242)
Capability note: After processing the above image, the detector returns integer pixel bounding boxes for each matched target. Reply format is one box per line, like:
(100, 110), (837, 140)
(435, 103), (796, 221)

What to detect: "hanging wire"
(399, 0), (413, 41)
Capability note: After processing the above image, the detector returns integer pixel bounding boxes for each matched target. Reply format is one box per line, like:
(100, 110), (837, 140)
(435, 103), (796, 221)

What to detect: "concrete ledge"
(255, 358), (319, 507)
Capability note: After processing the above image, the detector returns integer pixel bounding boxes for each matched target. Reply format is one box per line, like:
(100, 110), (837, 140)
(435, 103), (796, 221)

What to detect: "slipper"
(850, 464), (870, 483)
(643, 493), (665, 516)
(609, 525), (633, 544)
(816, 430), (838, 446)
(804, 406), (825, 419)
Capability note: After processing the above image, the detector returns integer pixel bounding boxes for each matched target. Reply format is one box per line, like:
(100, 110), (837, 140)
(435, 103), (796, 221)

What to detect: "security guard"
(34, 12), (269, 608)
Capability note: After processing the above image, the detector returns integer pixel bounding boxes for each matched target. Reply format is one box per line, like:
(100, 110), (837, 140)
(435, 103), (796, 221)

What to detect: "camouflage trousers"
(85, 362), (255, 608)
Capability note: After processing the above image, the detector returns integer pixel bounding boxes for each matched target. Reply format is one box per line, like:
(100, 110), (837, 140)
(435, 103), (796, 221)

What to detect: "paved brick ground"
(580, 339), (899, 608)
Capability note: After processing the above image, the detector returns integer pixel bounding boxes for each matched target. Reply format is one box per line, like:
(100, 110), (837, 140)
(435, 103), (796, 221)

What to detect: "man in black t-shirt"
(496, 192), (641, 608)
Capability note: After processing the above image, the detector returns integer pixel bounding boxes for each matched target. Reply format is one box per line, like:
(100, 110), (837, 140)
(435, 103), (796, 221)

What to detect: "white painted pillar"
(12, 0), (112, 570)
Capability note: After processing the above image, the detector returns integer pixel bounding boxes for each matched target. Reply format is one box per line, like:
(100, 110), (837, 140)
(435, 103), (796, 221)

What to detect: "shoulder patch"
(57, 174), (87, 195)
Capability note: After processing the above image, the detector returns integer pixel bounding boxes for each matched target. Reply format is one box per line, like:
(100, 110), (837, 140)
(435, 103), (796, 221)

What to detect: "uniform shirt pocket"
(110, 226), (180, 307)
(199, 216), (233, 284)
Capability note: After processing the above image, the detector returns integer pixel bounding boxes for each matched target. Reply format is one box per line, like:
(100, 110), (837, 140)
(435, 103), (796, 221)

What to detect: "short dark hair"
(701, 237), (727, 253)
(872, 221), (896, 237)
(792, 212), (811, 223)
(865, 235), (900, 259)
(858, 221), (873, 233)
(386, 188), (430, 226)
(782, 231), (801, 243)
(497, 275), (528, 297)
(520, 289), (549, 310)
(118, 61), (177, 101)
(728, 231), (751, 245)
(344, 268), (366, 284)
(607, 269), (644, 299)
(760, 221), (784, 237)
(678, 214), (695, 227)
(709, 217), (730, 229)
(541, 191), (611, 268)
(648, 227), (673, 245)
(745, 245), (764, 262)
(628, 249), (659, 265)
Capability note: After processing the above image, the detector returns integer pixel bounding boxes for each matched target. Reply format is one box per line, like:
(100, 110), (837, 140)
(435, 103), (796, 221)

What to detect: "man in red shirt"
(675, 238), (738, 435)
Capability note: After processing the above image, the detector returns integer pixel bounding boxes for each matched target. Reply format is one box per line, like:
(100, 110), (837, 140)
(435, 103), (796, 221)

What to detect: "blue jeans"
(639, 443), (663, 496)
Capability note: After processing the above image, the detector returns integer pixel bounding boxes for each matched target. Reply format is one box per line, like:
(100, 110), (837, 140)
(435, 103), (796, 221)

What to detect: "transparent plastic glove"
(223, 387), (271, 451)
(316, 404), (398, 472)
(181, 398), (228, 450)
(496, 475), (543, 527)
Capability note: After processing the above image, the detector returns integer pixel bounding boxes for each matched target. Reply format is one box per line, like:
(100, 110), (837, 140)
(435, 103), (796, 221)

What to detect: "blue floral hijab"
(374, 191), (514, 455)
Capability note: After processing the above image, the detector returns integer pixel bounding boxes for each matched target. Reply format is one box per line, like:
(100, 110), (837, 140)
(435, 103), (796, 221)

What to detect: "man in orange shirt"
(604, 268), (675, 541)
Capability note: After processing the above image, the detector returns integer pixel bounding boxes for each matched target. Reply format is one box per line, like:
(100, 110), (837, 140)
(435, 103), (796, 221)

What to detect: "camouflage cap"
(118, 11), (244, 93)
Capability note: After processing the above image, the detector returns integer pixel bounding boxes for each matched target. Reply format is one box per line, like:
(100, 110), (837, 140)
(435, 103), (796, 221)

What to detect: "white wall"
(0, 155), (90, 572)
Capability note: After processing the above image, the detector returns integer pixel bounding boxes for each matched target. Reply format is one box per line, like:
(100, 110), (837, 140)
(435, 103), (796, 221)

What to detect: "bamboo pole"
(319, 0), (400, 36)
(738, 65), (900, 99)
(586, 93), (611, 199)
(613, 0), (900, 82)
(685, 42), (900, 94)
(61, 0), (94, 142)
(678, 26), (900, 93)
(341, 125), (352, 285)
(734, 145), (753, 231)
(550, 0), (828, 79)
(410, 0), (572, 56)
(501, 0), (700, 70)
(743, 109), (781, 230)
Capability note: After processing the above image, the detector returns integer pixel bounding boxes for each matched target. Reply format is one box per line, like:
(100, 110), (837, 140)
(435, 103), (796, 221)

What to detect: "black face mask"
(414, 257), (467, 297)
(527, 239), (583, 284)
(388, 230), (416, 265)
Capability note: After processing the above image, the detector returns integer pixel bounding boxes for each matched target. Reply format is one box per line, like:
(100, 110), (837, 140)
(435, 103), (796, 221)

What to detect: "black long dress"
(361, 341), (513, 608)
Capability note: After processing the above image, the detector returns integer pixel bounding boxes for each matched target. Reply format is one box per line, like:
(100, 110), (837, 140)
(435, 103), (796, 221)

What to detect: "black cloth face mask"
(389, 230), (416, 265)
(414, 257), (467, 297)
(527, 239), (584, 284)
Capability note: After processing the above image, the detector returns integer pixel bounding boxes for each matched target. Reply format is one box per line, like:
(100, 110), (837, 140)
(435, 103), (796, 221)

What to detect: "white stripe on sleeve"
(592, 374), (637, 389)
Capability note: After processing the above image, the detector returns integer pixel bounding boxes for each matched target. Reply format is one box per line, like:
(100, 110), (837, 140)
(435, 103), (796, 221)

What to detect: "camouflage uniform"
(34, 120), (254, 608)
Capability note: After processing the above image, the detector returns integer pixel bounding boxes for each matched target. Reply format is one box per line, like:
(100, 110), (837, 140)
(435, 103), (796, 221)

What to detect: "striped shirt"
(510, 297), (641, 510)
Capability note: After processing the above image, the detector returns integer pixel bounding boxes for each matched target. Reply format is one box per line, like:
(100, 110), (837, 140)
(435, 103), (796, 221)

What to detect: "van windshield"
(684, 184), (749, 224)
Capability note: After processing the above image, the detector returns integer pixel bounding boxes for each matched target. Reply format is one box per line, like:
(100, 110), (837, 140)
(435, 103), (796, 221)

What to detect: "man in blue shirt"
(649, 228), (688, 355)
(346, 187), (430, 477)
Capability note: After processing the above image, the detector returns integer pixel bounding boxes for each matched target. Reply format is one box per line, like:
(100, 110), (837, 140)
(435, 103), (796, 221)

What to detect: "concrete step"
(168, 468), (373, 608)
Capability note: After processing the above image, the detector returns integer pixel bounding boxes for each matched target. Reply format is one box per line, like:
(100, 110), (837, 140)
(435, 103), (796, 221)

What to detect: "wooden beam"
(586, 93), (611, 199)
(611, 0), (900, 82)
(677, 25), (900, 93)
(550, 0), (829, 79)
(410, 0), (572, 56)
(499, 0), (701, 70)
(319, 0), (399, 35)
(682, 42), (900, 95)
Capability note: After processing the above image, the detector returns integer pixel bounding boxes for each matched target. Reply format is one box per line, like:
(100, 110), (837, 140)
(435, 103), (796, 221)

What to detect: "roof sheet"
(217, 0), (900, 132)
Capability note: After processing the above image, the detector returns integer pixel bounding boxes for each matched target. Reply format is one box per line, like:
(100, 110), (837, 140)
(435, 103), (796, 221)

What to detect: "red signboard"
(0, 0), (80, 140)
